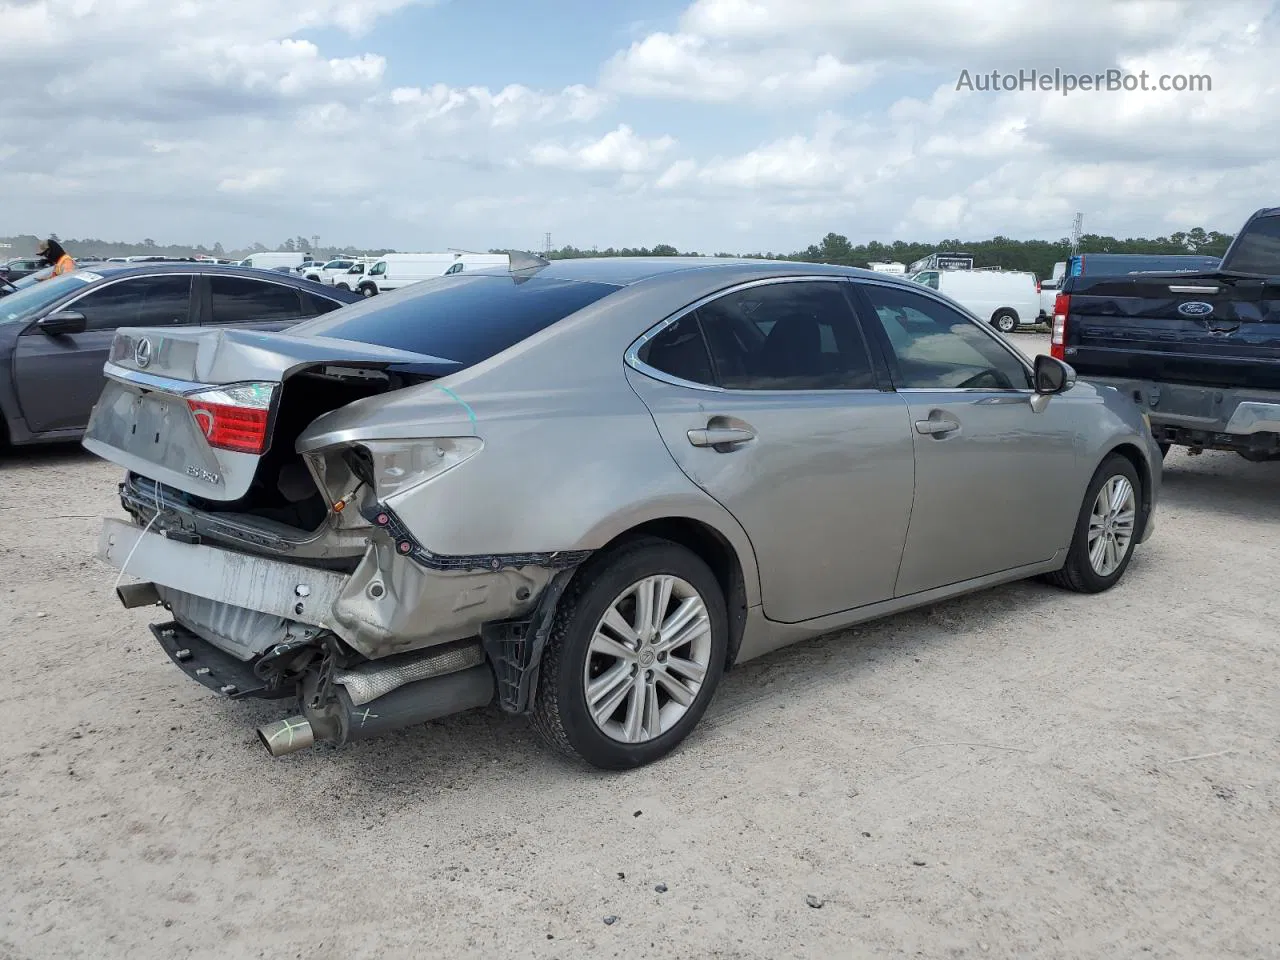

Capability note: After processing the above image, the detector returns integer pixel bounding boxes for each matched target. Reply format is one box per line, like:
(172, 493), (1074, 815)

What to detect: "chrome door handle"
(688, 426), (755, 448)
(914, 417), (960, 436)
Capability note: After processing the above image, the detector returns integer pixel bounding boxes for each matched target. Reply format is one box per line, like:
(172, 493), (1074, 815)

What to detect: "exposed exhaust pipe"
(255, 664), (494, 757)
(258, 716), (315, 757)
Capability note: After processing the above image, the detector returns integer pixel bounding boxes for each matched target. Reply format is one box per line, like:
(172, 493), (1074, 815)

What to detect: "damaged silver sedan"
(86, 256), (1161, 769)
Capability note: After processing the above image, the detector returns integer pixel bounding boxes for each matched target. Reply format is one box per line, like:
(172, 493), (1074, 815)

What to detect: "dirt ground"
(2, 332), (1278, 959)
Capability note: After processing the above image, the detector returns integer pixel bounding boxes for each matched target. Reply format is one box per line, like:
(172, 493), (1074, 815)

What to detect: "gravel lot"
(2, 332), (1278, 959)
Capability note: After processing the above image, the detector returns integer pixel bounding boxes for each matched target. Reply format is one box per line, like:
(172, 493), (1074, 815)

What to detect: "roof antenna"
(506, 249), (550, 273)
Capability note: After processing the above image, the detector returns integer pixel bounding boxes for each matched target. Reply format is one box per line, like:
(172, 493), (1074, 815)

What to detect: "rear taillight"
(1036, 278), (1042, 294)
(185, 382), (276, 455)
(1051, 293), (1070, 361)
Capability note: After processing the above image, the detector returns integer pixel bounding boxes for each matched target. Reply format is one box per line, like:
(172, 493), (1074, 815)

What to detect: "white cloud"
(529, 125), (676, 173)
(2, 0), (1278, 257)
(602, 32), (873, 102)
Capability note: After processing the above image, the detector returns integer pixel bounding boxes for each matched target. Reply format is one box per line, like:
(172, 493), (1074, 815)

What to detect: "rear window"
(1222, 215), (1280, 276)
(290, 275), (620, 365)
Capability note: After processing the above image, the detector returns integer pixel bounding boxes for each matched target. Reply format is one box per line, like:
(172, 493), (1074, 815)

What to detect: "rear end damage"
(86, 326), (589, 755)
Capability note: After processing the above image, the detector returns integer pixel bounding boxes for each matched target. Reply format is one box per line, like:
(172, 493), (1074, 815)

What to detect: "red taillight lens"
(1051, 293), (1070, 361)
(1036, 278), (1042, 294)
(185, 383), (276, 455)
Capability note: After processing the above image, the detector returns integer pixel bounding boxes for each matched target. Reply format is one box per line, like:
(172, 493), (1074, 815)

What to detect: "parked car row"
(0, 264), (359, 446)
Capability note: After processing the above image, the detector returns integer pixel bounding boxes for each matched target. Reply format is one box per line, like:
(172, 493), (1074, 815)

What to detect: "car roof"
(71, 261), (361, 296)
(466, 256), (905, 287)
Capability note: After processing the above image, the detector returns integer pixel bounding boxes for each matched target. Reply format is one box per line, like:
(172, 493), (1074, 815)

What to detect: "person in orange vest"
(36, 238), (76, 279)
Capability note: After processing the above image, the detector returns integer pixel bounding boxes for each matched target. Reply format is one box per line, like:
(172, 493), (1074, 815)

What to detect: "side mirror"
(1034, 354), (1076, 395)
(37, 310), (87, 336)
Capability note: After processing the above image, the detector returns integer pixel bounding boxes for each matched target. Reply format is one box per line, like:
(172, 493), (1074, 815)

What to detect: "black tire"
(359, 284), (377, 298)
(531, 537), (728, 770)
(1043, 454), (1144, 594)
(992, 309), (1018, 334)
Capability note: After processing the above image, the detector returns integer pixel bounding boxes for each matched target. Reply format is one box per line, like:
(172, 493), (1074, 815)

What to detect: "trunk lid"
(1064, 273), (1280, 390)
(83, 325), (459, 501)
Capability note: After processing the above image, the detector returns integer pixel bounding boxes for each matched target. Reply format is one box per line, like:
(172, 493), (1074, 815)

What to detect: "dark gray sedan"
(0, 263), (360, 447)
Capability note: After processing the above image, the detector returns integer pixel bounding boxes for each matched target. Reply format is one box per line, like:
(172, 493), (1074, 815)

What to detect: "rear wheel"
(1044, 454), (1143, 594)
(531, 538), (727, 770)
(992, 309), (1018, 334)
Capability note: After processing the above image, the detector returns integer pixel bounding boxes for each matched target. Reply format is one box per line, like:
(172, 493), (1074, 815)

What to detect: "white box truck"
(356, 252), (510, 297)
(237, 252), (306, 271)
(909, 269), (1041, 333)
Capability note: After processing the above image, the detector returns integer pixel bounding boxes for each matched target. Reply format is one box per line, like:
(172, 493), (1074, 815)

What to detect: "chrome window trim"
(625, 274), (883, 396)
(849, 275), (1037, 391)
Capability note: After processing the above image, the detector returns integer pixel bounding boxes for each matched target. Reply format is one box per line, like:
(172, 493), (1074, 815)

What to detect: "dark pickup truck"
(1053, 207), (1280, 461)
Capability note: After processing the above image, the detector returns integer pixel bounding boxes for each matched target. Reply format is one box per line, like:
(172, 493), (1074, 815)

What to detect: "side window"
(859, 284), (1032, 390)
(209, 276), (304, 324)
(445, 262), (464, 275)
(73, 276), (193, 331)
(369, 261), (387, 276)
(636, 314), (714, 386)
(300, 291), (345, 316)
(696, 281), (876, 390)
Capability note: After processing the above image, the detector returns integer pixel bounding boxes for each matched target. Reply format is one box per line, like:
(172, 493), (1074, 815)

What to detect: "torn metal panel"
(329, 536), (557, 659)
(98, 518), (348, 631)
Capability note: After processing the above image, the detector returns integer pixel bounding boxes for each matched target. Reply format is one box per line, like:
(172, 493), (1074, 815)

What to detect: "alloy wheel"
(1087, 474), (1137, 577)
(582, 575), (713, 744)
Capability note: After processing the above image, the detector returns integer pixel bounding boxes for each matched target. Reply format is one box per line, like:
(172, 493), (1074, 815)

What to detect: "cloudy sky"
(1, 0), (1274, 253)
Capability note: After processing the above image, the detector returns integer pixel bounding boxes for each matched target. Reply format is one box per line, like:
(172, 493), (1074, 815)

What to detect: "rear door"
(852, 280), (1080, 596)
(13, 273), (194, 434)
(199, 274), (317, 332)
(625, 277), (917, 624)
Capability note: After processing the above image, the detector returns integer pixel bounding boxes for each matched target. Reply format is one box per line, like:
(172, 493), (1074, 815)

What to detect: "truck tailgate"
(1064, 273), (1280, 390)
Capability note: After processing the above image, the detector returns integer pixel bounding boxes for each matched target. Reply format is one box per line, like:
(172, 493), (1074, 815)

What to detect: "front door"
(625, 278), (916, 624)
(853, 281), (1080, 596)
(14, 274), (194, 434)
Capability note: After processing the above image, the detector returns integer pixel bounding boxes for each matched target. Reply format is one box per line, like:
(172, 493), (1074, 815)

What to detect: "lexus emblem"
(134, 337), (153, 369)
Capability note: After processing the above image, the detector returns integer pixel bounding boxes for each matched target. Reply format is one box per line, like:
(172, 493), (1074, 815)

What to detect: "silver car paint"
(89, 259), (1161, 669)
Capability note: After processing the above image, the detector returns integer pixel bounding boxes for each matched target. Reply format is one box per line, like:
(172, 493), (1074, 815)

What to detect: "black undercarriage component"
(1151, 423), (1280, 457)
(365, 503), (592, 573)
(150, 621), (296, 701)
(480, 567), (577, 714)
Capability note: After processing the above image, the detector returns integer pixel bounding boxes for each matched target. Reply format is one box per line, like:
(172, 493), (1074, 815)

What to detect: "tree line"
(4, 228), (1235, 279)
(523, 227), (1235, 279)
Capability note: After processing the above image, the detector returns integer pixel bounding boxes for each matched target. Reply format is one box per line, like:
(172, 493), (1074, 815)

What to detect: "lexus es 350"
(84, 257), (1161, 770)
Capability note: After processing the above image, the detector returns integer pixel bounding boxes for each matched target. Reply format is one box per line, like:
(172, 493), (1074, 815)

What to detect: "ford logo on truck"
(1177, 301), (1213, 317)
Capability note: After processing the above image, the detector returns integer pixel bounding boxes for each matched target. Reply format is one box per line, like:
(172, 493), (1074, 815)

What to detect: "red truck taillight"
(1051, 293), (1070, 361)
(185, 383), (276, 455)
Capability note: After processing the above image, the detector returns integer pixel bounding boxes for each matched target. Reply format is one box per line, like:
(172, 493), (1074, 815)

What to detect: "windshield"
(0, 272), (95, 324)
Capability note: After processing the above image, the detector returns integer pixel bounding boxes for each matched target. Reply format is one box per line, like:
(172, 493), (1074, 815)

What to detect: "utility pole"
(544, 232), (552, 255)
(1069, 213), (1083, 256)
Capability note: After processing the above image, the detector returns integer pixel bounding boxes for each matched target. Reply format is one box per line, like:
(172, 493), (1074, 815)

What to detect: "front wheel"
(359, 284), (377, 298)
(1043, 454), (1143, 594)
(531, 538), (727, 770)
(991, 309), (1019, 334)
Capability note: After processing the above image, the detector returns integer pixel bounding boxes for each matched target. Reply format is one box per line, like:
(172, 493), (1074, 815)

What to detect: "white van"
(237, 251), (306, 271)
(908, 269), (1040, 333)
(356, 252), (510, 297)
